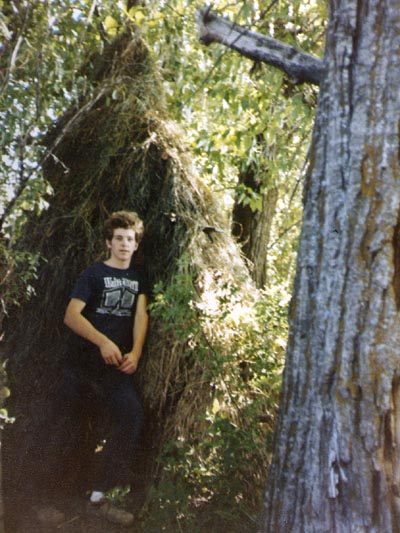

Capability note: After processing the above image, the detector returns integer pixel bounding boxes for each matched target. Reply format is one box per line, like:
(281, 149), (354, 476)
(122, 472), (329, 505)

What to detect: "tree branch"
(196, 7), (324, 86)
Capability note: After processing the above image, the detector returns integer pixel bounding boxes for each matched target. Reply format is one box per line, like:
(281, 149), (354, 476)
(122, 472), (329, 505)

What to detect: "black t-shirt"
(70, 261), (149, 353)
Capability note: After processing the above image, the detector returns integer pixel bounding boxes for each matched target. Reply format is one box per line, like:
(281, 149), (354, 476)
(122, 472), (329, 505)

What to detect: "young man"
(62, 210), (149, 526)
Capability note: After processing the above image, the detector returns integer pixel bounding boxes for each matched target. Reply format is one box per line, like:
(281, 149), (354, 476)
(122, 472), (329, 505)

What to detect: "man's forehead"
(112, 228), (136, 237)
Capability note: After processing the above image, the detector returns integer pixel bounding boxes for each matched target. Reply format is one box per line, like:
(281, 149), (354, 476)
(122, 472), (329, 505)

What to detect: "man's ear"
(105, 239), (111, 249)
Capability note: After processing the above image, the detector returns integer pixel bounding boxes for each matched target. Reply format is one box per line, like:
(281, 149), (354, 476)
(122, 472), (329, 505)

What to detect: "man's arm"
(64, 298), (123, 366)
(119, 294), (149, 374)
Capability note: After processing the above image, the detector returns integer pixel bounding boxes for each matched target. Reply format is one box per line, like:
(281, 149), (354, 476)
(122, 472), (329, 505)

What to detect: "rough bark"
(196, 7), (324, 85)
(264, 1), (400, 531)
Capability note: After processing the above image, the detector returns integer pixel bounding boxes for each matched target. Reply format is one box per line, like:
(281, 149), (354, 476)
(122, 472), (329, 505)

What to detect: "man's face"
(106, 228), (138, 262)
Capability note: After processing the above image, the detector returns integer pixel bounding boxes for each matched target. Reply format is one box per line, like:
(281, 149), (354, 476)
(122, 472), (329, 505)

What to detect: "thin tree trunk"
(232, 173), (277, 288)
(255, 187), (278, 287)
(264, 1), (400, 531)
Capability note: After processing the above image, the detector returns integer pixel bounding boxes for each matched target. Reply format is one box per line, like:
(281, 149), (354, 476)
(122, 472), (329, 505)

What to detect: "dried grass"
(2, 28), (255, 498)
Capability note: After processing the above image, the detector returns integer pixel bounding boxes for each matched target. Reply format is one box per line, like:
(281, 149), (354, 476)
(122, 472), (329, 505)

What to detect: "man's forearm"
(64, 304), (109, 349)
(132, 312), (149, 354)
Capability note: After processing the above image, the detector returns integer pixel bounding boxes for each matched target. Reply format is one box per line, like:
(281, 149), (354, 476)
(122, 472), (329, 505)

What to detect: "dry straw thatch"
(2, 28), (256, 513)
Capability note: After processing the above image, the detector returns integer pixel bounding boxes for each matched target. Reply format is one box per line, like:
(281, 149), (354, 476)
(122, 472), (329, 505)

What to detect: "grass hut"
(2, 29), (275, 532)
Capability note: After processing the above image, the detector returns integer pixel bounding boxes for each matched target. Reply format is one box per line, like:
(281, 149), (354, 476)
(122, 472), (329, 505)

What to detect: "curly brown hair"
(103, 211), (144, 243)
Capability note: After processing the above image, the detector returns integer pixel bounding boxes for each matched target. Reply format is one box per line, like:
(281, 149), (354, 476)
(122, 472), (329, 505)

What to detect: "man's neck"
(104, 258), (130, 269)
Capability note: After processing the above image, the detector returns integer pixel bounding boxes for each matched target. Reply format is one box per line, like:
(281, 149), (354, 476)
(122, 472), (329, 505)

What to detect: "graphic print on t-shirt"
(97, 276), (139, 317)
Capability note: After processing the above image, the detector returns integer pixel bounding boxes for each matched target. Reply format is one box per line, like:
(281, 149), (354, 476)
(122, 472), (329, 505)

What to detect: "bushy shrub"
(141, 256), (288, 532)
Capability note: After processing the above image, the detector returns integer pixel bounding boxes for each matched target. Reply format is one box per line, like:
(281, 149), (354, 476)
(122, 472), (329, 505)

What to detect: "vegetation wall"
(1, 29), (282, 532)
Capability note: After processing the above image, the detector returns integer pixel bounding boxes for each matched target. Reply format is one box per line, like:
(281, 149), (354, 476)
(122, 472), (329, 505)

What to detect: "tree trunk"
(232, 166), (277, 288)
(264, 2), (400, 531)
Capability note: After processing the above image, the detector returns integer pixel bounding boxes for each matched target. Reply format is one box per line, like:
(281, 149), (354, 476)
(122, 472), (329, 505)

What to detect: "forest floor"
(5, 490), (155, 533)
(4, 487), (259, 533)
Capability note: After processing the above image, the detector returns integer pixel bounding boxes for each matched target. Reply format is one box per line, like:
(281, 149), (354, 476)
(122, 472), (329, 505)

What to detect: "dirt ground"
(5, 490), (152, 533)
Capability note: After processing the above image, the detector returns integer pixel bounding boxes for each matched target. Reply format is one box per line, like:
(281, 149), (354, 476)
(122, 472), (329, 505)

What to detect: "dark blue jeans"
(33, 350), (144, 497)
(88, 366), (144, 491)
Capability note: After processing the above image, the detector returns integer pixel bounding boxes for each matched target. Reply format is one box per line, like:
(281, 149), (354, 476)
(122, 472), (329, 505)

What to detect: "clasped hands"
(99, 339), (140, 374)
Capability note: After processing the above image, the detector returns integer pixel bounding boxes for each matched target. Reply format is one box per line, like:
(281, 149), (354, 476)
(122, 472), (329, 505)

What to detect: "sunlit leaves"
(1, 1), (102, 228)
(146, 255), (287, 528)
(104, 14), (119, 34)
(1, 0), (326, 330)
(127, 1), (323, 292)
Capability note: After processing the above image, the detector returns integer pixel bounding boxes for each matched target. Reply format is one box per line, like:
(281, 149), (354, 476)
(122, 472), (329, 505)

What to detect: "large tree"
(202, 1), (400, 530)
(265, 1), (400, 532)
(263, 2), (400, 530)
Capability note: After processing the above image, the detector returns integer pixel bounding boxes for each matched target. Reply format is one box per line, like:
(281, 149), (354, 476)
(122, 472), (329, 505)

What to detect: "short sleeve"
(137, 267), (151, 296)
(70, 266), (96, 303)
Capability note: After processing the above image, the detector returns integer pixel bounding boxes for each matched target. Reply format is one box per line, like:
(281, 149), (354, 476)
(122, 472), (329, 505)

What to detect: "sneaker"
(87, 501), (134, 527)
(90, 490), (105, 504)
(35, 504), (65, 526)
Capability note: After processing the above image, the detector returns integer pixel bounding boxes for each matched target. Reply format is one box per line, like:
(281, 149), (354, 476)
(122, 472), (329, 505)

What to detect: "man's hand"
(99, 339), (123, 366)
(65, 299), (124, 366)
(118, 351), (141, 374)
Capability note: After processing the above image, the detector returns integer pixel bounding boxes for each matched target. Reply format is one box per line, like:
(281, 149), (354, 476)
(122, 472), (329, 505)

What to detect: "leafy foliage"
(0, 1), (327, 530)
(1, 0), (325, 303)
(0, 237), (41, 331)
(142, 256), (287, 531)
(1, 1), (94, 226)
